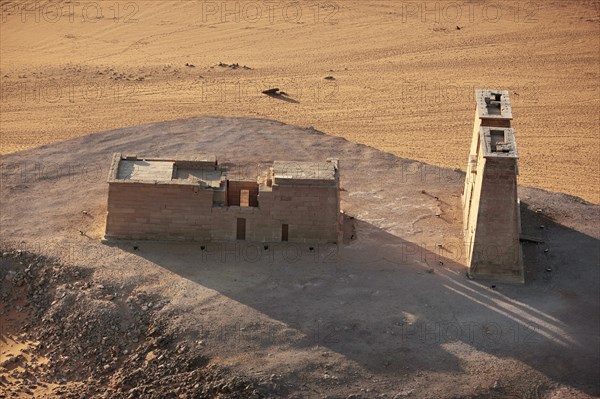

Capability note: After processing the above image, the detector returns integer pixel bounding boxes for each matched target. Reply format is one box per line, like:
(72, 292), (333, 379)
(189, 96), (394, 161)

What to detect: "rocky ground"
(0, 249), (277, 399)
(4, 246), (589, 399)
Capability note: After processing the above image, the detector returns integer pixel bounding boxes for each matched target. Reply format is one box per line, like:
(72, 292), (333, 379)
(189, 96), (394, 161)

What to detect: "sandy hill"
(0, 117), (598, 398)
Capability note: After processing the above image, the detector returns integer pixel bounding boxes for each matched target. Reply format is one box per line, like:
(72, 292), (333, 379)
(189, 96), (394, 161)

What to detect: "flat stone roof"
(476, 89), (513, 120)
(175, 168), (222, 188)
(480, 127), (519, 159)
(108, 154), (338, 187)
(118, 160), (174, 181)
(109, 153), (222, 185)
(273, 161), (336, 181)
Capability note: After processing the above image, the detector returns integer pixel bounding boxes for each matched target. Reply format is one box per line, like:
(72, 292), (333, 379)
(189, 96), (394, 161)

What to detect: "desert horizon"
(1, 0), (599, 203)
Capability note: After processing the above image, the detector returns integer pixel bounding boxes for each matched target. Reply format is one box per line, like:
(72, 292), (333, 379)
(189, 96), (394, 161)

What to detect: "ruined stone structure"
(462, 90), (523, 283)
(104, 153), (341, 243)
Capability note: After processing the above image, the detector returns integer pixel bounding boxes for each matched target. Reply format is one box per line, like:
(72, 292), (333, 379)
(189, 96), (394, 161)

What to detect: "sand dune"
(1, 0), (599, 203)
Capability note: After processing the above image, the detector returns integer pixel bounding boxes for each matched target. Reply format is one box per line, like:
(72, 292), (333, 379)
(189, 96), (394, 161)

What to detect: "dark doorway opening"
(282, 224), (289, 242)
(237, 218), (246, 240)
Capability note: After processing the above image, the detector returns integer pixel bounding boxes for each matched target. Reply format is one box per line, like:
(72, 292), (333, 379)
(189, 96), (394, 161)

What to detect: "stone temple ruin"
(462, 89), (523, 283)
(104, 88), (523, 283)
(104, 154), (341, 243)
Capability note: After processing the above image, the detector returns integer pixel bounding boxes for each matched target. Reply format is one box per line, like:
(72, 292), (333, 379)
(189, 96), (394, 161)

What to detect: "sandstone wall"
(462, 100), (523, 283)
(468, 157), (522, 281)
(105, 181), (340, 244)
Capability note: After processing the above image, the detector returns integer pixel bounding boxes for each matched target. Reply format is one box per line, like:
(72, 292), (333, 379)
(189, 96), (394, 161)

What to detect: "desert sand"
(1, 116), (599, 398)
(1, 0), (599, 203)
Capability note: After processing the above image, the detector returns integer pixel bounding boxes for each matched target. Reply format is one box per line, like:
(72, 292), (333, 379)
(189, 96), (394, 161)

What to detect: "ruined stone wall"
(105, 182), (340, 244)
(469, 158), (521, 281)
(105, 182), (214, 241)
(464, 145), (485, 262)
(462, 111), (482, 228)
(227, 181), (259, 207)
(462, 92), (523, 283)
(264, 185), (340, 243)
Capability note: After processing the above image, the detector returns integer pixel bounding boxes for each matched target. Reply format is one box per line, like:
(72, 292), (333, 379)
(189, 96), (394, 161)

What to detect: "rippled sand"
(1, 0), (598, 202)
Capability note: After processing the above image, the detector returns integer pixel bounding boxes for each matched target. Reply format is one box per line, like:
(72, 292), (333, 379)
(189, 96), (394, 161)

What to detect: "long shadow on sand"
(263, 92), (300, 104)
(117, 204), (600, 396)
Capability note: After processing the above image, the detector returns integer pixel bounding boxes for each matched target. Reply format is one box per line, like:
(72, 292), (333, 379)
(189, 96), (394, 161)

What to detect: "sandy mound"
(1, 117), (599, 398)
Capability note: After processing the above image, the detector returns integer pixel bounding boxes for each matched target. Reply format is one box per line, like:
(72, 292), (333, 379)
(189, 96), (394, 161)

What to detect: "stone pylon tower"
(462, 90), (523, 283)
